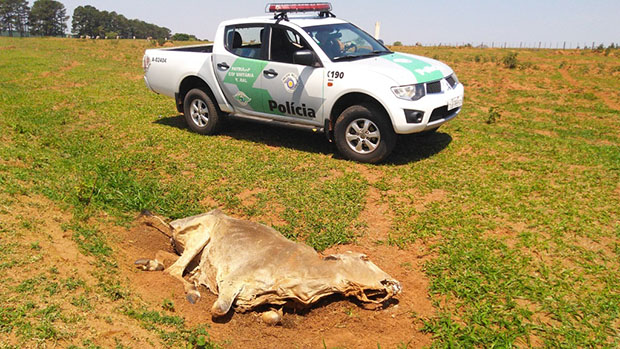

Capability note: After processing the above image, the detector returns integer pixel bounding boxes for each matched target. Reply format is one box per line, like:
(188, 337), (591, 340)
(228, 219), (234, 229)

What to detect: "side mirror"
(378, 39), (384, 45)
(293, 49), (318, 66)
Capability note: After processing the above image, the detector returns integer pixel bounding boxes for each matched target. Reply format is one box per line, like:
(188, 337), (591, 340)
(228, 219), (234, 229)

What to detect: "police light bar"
(266, 2), (332, 13)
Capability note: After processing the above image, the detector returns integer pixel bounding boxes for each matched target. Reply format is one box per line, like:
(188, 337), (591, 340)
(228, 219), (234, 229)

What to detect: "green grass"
(1, 37), (619, 347)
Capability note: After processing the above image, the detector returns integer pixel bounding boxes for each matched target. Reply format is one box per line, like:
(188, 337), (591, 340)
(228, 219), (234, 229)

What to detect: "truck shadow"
(154, 115), (451, 165)
(155, 115), (333, 155)
(389, 132), (453, 165)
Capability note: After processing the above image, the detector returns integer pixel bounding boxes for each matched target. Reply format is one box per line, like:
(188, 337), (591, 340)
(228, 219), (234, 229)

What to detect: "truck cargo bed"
(168, 44), (213, 53)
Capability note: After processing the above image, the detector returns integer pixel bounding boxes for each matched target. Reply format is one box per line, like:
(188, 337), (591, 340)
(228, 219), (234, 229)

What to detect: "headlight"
(446, 73), (459, 88)
(391, 84), (425, 101)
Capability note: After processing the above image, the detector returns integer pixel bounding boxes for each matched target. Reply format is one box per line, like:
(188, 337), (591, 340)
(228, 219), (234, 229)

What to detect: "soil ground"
(117, 213), (434, 348)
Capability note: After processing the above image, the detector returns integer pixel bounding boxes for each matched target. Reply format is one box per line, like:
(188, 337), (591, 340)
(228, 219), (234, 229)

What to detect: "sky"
(33, 0), (620, 46)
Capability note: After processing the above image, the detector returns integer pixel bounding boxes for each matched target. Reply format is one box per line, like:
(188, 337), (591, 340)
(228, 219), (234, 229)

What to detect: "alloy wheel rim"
(190, 99), (209, 127)
(345, 118), (381, 154)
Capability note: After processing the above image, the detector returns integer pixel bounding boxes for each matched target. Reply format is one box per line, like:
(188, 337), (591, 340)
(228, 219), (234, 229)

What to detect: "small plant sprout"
(486, 107), (501, 124)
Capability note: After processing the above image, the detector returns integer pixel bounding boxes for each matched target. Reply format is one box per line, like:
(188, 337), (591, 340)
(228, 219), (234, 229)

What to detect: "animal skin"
(136, 210), (401, 317)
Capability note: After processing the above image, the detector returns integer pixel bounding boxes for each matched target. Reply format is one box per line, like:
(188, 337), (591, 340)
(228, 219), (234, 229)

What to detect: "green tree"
(393, 41), (403, 46)
(71, 5), (102, 37)
(29, 0), (67, 36)
(0, 0), (30, 36)
(71, 5), (171, 39)
(172, 33), (198, 41)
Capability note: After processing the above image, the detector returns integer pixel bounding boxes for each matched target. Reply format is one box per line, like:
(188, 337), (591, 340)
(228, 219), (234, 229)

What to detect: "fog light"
(404, 109), (424, 124)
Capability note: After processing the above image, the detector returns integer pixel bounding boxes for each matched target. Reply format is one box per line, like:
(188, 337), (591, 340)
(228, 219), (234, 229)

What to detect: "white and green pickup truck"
(143, 3), (463, 163)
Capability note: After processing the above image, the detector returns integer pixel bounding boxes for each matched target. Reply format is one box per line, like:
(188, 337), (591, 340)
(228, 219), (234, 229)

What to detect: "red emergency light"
(266, 3), (332, 13)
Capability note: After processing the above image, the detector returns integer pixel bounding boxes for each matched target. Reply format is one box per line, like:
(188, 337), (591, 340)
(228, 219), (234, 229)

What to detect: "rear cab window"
(224, 25), (268, 60)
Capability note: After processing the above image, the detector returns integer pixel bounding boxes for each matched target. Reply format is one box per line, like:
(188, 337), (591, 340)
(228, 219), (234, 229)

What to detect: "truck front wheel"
(334, 104), (396, 163)
(183, 88), (220, 135)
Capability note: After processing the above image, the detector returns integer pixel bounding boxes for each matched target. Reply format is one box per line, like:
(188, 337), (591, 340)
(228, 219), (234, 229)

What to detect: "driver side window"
(269, 26), (314, 65)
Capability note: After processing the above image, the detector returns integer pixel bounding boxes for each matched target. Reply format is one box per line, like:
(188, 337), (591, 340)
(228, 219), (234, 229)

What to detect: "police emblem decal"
(282, 73), (299, 93)
(233, 91), (252, 106)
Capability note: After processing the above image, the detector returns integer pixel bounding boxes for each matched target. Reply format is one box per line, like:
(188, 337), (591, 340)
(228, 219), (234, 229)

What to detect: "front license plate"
(448, 96), (463, 110)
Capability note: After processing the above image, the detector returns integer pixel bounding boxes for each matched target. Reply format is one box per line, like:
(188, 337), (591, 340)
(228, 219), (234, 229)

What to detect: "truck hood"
(338, 52), (453, 85)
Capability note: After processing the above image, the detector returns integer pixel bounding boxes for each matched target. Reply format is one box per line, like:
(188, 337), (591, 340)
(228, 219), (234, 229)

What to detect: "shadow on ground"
(389, 132), (453, 165)
(154, 115), (452, 165)
(212, 293), (400, 324)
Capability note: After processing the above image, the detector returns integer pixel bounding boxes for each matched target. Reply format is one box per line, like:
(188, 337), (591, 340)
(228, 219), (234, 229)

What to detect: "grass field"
(0, 37), (619, 348)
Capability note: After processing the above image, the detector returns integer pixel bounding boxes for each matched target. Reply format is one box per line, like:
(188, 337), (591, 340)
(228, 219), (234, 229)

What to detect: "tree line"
(72, 5), (170, 39)
(0, 1), (176, 39)
(0, 0), (67, 36)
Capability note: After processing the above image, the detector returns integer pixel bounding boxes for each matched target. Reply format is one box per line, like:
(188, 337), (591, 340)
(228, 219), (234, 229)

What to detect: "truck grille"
(426, 80), (442, 94)
(425, 74), (458, 94)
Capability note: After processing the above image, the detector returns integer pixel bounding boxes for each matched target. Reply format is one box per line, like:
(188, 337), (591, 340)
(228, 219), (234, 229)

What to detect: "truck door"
(259, 25), (325, 126)
(213, 24), (270, 116)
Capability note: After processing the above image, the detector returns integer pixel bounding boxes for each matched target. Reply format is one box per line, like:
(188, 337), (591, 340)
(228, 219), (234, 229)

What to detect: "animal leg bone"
(139, 210), (174, 238)
(166, 232), (211, 304)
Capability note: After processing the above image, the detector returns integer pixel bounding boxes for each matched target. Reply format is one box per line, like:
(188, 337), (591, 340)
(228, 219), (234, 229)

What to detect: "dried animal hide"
(136, 210), (401, 316)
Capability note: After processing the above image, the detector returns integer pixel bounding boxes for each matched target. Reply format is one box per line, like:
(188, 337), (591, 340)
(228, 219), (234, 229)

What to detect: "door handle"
(263, 69), (278, 77)
(217, 62), (230, 70)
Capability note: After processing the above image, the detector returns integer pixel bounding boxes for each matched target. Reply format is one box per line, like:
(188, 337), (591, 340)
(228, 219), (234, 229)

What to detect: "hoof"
(186, 290), (201, 304)
(134, 258), (150, 264)
(134, 259), (164, 271)
(211, 301), (231, 317)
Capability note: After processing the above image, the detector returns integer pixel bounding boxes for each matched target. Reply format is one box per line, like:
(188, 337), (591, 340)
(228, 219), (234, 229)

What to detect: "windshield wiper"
(333, 50), (391, 61)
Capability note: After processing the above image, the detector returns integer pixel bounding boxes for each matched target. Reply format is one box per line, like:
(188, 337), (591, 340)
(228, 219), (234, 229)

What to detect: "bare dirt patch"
(456, 144), (473, 156)
(559, 69), (620, 111)
(0, 195), (96, 284)
(0, 195), (161, 348)
(0, 158), (27, 168)
(533, 129), (558, 138)
(117, 212), (434, 348)
(60, 60), (83, 72)
(237, 188), (264, 207)
(578, 136), (618, 147)
(414, 189), (447, 212)
(353, 163), (384, 184)
(483, 228), (520, 249)
(199, 195), (219, 209)
(121, 72), (144, 81)
(39, 61), (83, 80)
(358, 186), (393, 243)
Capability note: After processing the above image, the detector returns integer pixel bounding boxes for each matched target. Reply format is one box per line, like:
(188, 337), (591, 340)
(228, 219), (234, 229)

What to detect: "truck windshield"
(304, 23), (391, 61)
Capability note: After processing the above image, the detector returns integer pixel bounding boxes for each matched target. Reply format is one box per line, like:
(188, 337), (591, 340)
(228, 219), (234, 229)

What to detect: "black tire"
(416, 126), (440, 137)
(334, 104), (396, 163)
(183, 88), (220, 135)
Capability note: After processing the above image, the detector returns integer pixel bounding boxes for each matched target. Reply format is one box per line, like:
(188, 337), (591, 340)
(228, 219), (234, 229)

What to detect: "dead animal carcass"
(135, 210), (401, 317)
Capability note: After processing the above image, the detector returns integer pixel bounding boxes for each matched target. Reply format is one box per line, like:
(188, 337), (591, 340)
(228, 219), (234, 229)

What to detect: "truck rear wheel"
(334, 104), (396, 163)
(183, 88), (220, 135)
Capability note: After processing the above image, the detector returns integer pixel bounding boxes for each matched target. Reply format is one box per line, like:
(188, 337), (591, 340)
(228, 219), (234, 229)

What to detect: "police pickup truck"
(143, 3), (463, 163)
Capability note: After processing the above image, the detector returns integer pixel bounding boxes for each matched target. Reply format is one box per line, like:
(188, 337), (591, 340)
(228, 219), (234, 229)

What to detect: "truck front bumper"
(389, 83), (464, 134)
